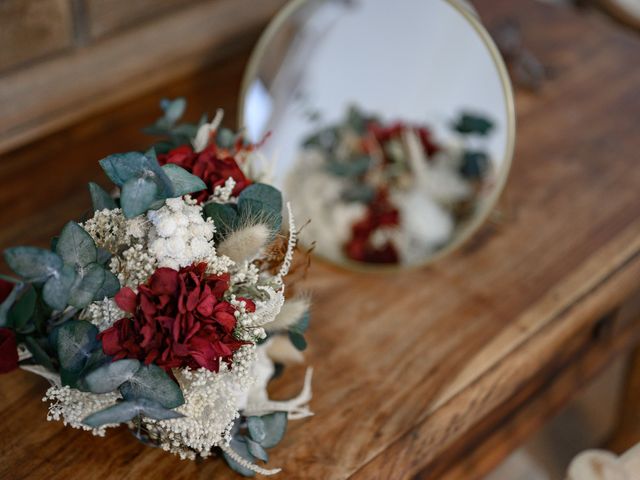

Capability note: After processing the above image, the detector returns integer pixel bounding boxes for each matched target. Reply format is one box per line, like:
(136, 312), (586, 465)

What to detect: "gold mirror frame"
(238, 0), (516, 273)
(597, 0), (640, 31)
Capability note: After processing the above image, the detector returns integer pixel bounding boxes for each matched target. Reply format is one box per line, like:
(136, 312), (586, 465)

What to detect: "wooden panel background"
(0, 0), (286, 155)
(0, 0), (73, 71)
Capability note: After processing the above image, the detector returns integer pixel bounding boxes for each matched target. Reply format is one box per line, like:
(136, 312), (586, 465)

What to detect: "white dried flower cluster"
(232, 294), (276, 343)
(44, 386), (121, 436)
(109, 244), (157, 288)
(209, 176), (236, 203)
(83, 208), (146, 253)
(144, 348), (256, 459)
(230, 261), (260, 287)
(203, 253), (235, 276)
(147, 196), (216, 270)
(80, 298), (123, 332)
(82, 208), (126, 252)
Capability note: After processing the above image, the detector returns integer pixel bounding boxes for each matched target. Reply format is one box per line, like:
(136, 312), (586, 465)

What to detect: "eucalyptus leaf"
(172, 123), (198, 138)
(160, 98), (186, 125)
(43, 265), (76, 310)
(237, 183), (283, 234)
(56, 222), (97, 267)
(4, 247), (62, 282)
(83, 398), (184, 428)
(96, 248), (112, 265)
(223, 437), (257, 477)
(288, 331), (307, 351)
(453, 113), (494, 136)
(346, 106), (368, 135)
(121, 176), (159, 219)
(341, 184), (375, 203)
(237, 183), (283, 218)
(143, 150), (175, 198)
(134, 397), (185, 421)
(216, 128), (235, 149)
(93, 270), (120, 301)
(161, 164), (206, 196)
(246, 416), (265, 443)
(142, 125), (171, 137)
(288, 310), (310, 335)
(203, 203), (239, 238)
(55, 320), (99, 373)
(247, 412), (287, 448)
(83, 401), (140, 427)
(88, 182), (117, 211)
(119, 364), (184, 408)
(60, 368), (84, 389)
(326, 156), (370, 178)
(245, 437), (269, 462)
(23, 336), (54, 371)
(0, 274), (21, 284)
(7, 284), (36, 332)
(0, 282), (24, 327)
(99, 152), (150, 186)
(459, 151), (489, 179)
(84, 359), (141, 394)
(68, 263), (106, 308)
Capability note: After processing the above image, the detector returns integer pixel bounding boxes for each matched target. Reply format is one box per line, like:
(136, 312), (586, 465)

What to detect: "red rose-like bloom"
(158, 144), (252, 203)
(0, 328), (19, 374)
(99, 263), (253, 372)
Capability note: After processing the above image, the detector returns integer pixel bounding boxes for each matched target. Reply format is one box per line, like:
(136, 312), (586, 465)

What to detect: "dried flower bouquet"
(0, 99), (312, 477)
(287, 106), (496, 265)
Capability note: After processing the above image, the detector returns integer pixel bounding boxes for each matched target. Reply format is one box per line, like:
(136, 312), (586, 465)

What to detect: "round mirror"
(240, 0), (515, 270)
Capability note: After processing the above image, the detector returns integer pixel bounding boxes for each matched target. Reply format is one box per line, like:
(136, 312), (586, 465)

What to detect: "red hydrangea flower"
(0, 328), (19, 374)
(0, 280), (19, 374)
(99, 263), (253, 372)
(158, 143), (252, 203)
(366, 121), (440, 159)
(345, 188), (400, 264)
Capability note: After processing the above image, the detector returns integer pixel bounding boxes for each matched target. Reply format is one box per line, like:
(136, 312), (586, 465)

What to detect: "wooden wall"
(0, 0), (286, 155)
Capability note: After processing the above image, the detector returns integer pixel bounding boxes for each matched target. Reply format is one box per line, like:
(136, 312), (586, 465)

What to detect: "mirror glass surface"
(241, 0), (514, 269)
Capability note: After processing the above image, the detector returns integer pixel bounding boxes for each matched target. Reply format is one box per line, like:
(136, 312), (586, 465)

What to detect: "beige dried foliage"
(265, 296), (310, 332)
(266, 336), (304, 364)
(217, 223), (270, 263)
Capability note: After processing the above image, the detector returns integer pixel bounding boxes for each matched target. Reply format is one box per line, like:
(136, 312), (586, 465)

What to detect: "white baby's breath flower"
(44, 386), (121, 437)
(209, 177), (236, 204)
(80, 298), (124, 331)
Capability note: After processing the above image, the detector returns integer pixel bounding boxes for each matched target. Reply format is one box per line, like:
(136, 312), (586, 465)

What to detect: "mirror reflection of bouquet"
(0, 99), (312, 477)
(288, 106), (495, 265)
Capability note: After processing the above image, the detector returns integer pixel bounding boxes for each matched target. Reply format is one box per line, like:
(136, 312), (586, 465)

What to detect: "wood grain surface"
(1, 0), (640, 478)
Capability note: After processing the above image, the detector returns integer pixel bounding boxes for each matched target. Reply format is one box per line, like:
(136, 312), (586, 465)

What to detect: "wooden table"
(1, 0), (640, 478)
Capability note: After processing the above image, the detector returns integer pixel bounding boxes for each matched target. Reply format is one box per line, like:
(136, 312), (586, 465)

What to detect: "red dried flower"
(99, 263), (253, 372)
(367, 121), (440, 159)
(0, 328), (19, 374)
(344, 189), (400, 264)
(158, 144), (252, 203)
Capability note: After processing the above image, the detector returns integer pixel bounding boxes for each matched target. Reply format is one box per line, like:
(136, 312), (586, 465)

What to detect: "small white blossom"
(147, 196), (216, 270)
(209, 177), (236, 203)
(80, 298), (124, 331)
(109, 244), (157, 288)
